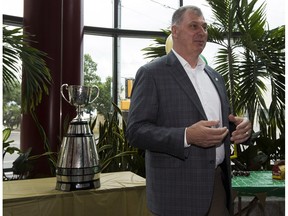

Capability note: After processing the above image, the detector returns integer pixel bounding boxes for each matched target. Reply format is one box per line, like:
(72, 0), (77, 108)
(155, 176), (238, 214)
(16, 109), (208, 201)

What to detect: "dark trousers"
(150, 166), (230, 216)
(207, 166), (230, 216)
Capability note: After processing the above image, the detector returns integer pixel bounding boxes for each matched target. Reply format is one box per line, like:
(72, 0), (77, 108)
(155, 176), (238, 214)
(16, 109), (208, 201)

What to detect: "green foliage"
(206, 0), (285, 170)
(3, 127), (57, 180)
(83, 50), (146, 177)
(206, 0), (285, 138)
(3, 128), (21, 159)
(141, 29), (170, 60)
(235, 133), (285, 171)
(83, 54), (113, 116)
(2, 26), (57, 179)
(3, 128), (21, 180)
(3, 26), (52, 114)
(3, 102), (21, 129)
(3, 82), (21, 105)
(3, 82), (21, 129)
(96, 76), (113, 115)
(96, 103), (145, 177)
(2, 128), (29, 180)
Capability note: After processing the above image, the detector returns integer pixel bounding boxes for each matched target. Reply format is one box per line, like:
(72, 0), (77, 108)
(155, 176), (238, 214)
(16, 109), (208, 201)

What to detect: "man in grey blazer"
(126, 5), (252, 216)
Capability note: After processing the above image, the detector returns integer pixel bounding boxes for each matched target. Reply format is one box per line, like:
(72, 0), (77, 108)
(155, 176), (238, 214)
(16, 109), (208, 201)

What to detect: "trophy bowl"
(61, 84), (99, 108)
(61, 84), (99, 121)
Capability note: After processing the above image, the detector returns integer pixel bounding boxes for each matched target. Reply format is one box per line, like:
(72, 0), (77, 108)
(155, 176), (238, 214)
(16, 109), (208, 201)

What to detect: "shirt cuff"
(184, 128), (190, 148)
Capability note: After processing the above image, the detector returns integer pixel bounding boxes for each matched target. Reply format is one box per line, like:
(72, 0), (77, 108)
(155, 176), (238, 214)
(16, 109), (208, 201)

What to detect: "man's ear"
(171, 25), (178, 39)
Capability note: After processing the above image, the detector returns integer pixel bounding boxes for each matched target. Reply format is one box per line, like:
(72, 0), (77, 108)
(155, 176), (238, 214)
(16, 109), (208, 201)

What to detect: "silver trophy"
(56, 84), (101, 191)
(60, 84), (99, 121)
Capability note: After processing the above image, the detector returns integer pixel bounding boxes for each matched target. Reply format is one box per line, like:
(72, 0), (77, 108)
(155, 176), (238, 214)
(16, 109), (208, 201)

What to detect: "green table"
(232, 171), (285, 197)
(232, 171), (285, 215)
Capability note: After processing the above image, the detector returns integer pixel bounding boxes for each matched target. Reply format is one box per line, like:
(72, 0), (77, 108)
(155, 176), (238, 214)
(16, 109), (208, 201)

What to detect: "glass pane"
(3, 25), (22, 172)
(183, 0), (285, 28)
(84, 0), (113, 27)
(84, 35), (113, 81)
(3, 0), (23, 16)
(119, 38), (154, 100)
(121, 0), (179, 31)
(83, 35), (113, 120)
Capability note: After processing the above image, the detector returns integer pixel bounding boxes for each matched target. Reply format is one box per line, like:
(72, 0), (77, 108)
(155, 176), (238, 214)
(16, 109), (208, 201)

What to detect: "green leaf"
(3, 26), (53, 114)
(2, 128), (12, 143)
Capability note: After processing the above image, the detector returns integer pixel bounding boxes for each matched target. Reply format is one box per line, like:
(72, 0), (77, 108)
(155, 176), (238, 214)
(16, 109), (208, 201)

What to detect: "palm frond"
(141, 29), (170, 60)
(2, 26), (52, 113)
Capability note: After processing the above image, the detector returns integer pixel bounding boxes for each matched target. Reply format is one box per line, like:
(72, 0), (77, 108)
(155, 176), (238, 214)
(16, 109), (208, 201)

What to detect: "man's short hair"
(172, 5), (203, 26)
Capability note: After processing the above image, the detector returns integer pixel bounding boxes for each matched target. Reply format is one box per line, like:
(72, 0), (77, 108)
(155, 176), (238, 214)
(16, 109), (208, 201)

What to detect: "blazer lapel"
(165, 52), (207, 120)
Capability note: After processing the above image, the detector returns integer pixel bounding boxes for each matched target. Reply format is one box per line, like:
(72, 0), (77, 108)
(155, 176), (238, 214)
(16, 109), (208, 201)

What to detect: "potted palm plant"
(3, 26), (55, 179)
(205, 0), (285, 170)
(3, 26), (52, 113)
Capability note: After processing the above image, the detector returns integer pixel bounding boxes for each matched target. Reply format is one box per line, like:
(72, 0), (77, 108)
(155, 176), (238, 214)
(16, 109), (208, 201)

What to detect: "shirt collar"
(172, 49), (206, 71)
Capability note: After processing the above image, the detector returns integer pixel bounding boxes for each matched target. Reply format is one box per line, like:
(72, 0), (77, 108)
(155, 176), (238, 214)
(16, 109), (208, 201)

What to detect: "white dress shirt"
(173, 50), (225, 167)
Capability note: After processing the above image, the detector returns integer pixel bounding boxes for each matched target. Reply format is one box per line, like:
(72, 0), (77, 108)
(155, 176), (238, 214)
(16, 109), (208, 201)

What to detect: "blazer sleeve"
(126, 64), (186, 160)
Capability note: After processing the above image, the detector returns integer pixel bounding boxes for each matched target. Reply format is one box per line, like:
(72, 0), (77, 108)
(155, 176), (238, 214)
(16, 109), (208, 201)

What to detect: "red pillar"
(21, 0), (83, 178)
(61, 0), (84, 127)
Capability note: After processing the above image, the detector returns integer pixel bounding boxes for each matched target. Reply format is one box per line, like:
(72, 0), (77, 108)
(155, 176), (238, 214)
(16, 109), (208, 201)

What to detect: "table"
(232, 171), (285, 215)
(3, 171), (151, 216)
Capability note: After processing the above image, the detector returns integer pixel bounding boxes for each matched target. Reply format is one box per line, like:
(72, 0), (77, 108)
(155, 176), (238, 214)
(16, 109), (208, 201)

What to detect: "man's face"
(172, 10), (208, 56)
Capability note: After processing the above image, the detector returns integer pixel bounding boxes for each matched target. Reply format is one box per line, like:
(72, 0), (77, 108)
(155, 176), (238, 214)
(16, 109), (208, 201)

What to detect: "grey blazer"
(126, 51), (232, 216)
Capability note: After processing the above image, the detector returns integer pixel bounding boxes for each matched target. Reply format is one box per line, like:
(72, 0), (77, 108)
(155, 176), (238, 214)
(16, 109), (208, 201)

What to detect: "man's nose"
(199, 26), (207, 34)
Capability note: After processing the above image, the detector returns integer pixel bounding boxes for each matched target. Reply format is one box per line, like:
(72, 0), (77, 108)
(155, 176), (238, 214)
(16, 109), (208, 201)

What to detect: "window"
(84, 0), (113, 27)
(84, 35), (113, 80)
(120, 0), (178, 31)
(3, 0), (23, 17)
(119, 37), (155, 100)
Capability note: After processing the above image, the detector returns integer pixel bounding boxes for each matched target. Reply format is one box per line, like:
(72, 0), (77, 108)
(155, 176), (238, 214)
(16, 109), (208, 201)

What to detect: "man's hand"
(186, 120), (229, 148)
(229, 114), (252, 144)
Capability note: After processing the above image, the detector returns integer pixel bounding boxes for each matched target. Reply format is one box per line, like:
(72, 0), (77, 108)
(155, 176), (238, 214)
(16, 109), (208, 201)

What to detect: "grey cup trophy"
(56, 84), (101, 191)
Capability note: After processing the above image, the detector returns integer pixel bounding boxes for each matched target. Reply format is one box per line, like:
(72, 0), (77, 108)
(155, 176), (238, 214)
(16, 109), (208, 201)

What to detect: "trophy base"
(56, 178), (100, 191)
(55, 168), (101, 191)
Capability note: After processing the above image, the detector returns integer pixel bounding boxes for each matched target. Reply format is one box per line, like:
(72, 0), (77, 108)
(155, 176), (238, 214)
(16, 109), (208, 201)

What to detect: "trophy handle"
(89, 86), (100, 103)
(60, 84), (70, 103)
